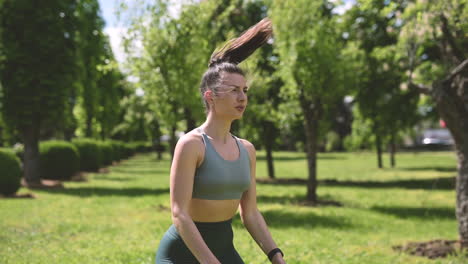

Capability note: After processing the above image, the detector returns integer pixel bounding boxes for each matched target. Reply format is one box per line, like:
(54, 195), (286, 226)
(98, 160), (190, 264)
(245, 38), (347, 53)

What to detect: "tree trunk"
(374, 127), (383, 169)
(431, 61), (468, 246)
(299, 92), (320, 202)
(0, 126), (3, 147)
(390, 132), (396, 168)
(22, 124), (41, 184)
(184, 107), (196, 133)
(85, 115), (93, 138)
(169, 125), (177, 161)
(265, 143), (275, 179)
(263, 121), (276, 179)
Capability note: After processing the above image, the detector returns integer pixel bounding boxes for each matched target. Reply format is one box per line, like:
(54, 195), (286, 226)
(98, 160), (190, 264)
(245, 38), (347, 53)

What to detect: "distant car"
(421, 129), (454, 146)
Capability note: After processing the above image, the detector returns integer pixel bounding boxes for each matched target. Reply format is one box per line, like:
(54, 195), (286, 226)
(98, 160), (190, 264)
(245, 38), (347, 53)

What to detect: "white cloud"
(104, 27), (127, 64)
(333, 0), (355, 15)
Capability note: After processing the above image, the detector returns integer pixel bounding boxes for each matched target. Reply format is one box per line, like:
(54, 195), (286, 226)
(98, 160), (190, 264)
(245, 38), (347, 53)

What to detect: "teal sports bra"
(192, 131), (251, 200)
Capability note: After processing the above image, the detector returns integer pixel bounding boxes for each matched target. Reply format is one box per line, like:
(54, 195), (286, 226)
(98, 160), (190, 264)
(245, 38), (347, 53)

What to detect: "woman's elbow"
(171, 206), (191, 227)
(240, 207), (259, 223)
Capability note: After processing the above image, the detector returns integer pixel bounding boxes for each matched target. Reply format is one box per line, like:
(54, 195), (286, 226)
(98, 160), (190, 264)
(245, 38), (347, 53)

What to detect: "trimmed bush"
(97, 141), (113, 166)
(124, 143), (136, 158)
(0, 148), (22, 196)
(72, 138), (102, 171)
(39, 140), (80, 180)
(133, 141), (152, 153)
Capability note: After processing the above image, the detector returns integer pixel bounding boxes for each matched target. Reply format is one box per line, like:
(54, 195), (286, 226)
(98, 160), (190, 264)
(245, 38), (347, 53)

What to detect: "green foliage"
(0, 0), (78, 131)
(344, 105), (375, 151)
(271, 0), (347, 100)
(0, 148), (22, 195)
(72, 138), (103, 171)
(343, 0), (421, 152)
(39, 140), (80, 180)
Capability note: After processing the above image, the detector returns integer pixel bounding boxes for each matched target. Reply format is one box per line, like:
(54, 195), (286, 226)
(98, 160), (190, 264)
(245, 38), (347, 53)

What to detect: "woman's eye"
(243, 89), (249, 94)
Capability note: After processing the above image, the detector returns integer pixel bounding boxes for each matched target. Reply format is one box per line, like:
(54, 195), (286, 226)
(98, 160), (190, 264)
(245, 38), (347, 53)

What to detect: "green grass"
(0, 151), (465, 263)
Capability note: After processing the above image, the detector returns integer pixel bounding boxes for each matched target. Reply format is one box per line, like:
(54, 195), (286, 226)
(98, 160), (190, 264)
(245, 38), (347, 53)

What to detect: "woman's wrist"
(267, 248), (284, 262)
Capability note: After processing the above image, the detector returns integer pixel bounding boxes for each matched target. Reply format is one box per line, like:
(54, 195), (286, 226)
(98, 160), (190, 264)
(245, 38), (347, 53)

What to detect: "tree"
(271, 0), (351, 202)
(75, 0), (108, 138)
(0, 0), (79, 185)
(121, 0), (246, 158)
(398, 0), (468, 246)
(344, 0), (420, 168)
(95, 35), (127, 140)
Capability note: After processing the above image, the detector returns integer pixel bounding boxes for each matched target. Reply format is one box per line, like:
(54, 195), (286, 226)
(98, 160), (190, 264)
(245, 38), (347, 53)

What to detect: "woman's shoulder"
(176, 129), (205, 150)
(235, 136), (256, 155)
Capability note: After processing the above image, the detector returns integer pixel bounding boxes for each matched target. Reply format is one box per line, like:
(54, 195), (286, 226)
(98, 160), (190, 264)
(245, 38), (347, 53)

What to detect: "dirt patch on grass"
(393, 239), (468, 259)
(0, 193), (36, 199)
(98, 167), (110, 173)
(21, 179), (64, 189)
(69, 172), (88, 182)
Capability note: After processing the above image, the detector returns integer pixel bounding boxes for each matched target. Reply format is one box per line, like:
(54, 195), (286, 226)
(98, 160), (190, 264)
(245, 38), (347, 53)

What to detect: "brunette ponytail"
(208, 18), (272, 67)
(200, 18), (273, 113)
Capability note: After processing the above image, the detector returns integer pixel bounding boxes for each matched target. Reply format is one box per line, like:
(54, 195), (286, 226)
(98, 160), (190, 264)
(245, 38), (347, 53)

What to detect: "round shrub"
(72, 138), (102, 171)
(97, 141), (113, 166)
(124, 143), (136, 158)
(39, 140), (80, 180)
(0, 148), (22, 195)
(109, 140), (126, 161)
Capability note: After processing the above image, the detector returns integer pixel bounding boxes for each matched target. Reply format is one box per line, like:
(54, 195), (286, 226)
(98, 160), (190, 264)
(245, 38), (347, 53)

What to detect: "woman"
(156, 18), (286, 264)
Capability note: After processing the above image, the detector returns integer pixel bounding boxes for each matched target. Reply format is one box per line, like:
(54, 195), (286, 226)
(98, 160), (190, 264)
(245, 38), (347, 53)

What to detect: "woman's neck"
(200, 113), (233, 144)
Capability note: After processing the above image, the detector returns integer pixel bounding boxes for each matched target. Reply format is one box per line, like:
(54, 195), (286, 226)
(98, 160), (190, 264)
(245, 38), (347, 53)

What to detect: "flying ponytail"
(208, 18), (273, 67)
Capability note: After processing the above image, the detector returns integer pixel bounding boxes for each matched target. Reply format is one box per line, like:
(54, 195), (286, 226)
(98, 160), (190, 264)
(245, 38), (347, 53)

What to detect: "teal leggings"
(155, 219), (244, 264)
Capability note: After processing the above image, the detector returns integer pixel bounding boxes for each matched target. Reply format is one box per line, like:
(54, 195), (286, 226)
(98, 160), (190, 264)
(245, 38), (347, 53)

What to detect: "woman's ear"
(204, 90), (214, 103)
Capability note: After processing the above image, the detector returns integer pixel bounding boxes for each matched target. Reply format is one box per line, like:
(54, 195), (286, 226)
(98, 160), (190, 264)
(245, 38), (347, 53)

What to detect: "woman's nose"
(238, 90), (247, 101)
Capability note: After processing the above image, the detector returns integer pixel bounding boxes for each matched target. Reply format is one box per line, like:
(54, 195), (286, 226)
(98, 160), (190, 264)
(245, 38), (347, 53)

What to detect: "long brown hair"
(200, 18), (272, 112)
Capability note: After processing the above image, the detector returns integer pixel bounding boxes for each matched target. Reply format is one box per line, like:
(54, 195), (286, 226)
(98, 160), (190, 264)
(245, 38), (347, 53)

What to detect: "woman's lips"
(236, 106), (245, 112)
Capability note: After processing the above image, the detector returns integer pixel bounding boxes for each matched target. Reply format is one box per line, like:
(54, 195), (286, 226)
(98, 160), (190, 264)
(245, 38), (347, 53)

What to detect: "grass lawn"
(0, 150), (465, 263)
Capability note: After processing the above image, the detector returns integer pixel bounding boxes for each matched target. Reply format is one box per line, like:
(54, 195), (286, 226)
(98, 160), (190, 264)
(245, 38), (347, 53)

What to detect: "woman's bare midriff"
(189, 198), (240, 222)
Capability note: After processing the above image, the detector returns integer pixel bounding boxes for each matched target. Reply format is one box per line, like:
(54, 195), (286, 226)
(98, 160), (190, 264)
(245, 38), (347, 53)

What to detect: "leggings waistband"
(193, 218), (233, 229)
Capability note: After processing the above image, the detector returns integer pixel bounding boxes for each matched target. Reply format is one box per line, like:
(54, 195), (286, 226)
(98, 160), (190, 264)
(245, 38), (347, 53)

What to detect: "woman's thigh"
(155, 225), (197, 263)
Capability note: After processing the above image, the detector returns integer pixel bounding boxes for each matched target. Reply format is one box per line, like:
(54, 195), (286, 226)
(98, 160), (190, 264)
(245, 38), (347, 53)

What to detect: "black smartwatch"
(267, 248), (284, 261)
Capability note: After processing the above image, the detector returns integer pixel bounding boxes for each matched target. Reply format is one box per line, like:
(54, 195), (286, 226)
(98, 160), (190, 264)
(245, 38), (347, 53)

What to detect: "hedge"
(39, 140), (80, 180)
(0, 148), (22, 195)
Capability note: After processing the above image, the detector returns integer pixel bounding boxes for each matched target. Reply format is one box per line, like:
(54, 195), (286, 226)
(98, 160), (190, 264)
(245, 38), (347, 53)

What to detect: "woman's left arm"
(239, 140), (286, 264)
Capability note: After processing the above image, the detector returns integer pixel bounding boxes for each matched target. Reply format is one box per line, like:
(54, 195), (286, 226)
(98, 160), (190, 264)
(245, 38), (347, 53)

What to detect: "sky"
(98, 0), (125, 63)
(98, 0), (356, 65)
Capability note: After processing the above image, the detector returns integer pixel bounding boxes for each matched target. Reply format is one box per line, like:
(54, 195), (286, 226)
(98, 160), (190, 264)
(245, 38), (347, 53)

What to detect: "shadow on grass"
(257, 193), (339, 206)
(109, 167), (169, 175)
(371, 206), (455, 220)
(397, 166), (456, 172)
(39, 186), (169, 197)
(321, 177), (455, 190)
(257, 177), (455, 190)
(232, 209), (352, 229)
(256, 154), (345, 162)
(257, 193), (304, 204)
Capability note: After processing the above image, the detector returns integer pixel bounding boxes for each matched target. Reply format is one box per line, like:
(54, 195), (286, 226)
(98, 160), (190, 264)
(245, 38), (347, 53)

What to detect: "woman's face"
(207, 72), (248, 120)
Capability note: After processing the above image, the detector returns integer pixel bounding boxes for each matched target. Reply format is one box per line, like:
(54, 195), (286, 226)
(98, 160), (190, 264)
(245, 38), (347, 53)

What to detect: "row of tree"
(119, 0), (467, 244)
(0, 1), (129, 184)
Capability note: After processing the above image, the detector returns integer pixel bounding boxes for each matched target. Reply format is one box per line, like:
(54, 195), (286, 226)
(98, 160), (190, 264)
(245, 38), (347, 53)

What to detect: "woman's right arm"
(170, 136), (220, 264)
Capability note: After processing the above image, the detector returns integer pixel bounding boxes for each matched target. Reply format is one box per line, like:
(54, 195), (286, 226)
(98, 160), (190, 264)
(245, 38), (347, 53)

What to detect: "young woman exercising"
(156, 18), (286, 264)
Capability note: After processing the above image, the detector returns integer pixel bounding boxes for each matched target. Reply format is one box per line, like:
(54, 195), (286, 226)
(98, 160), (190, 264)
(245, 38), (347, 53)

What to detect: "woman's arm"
(170, 135), (220, 264)
(239, 140), (286, 264)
